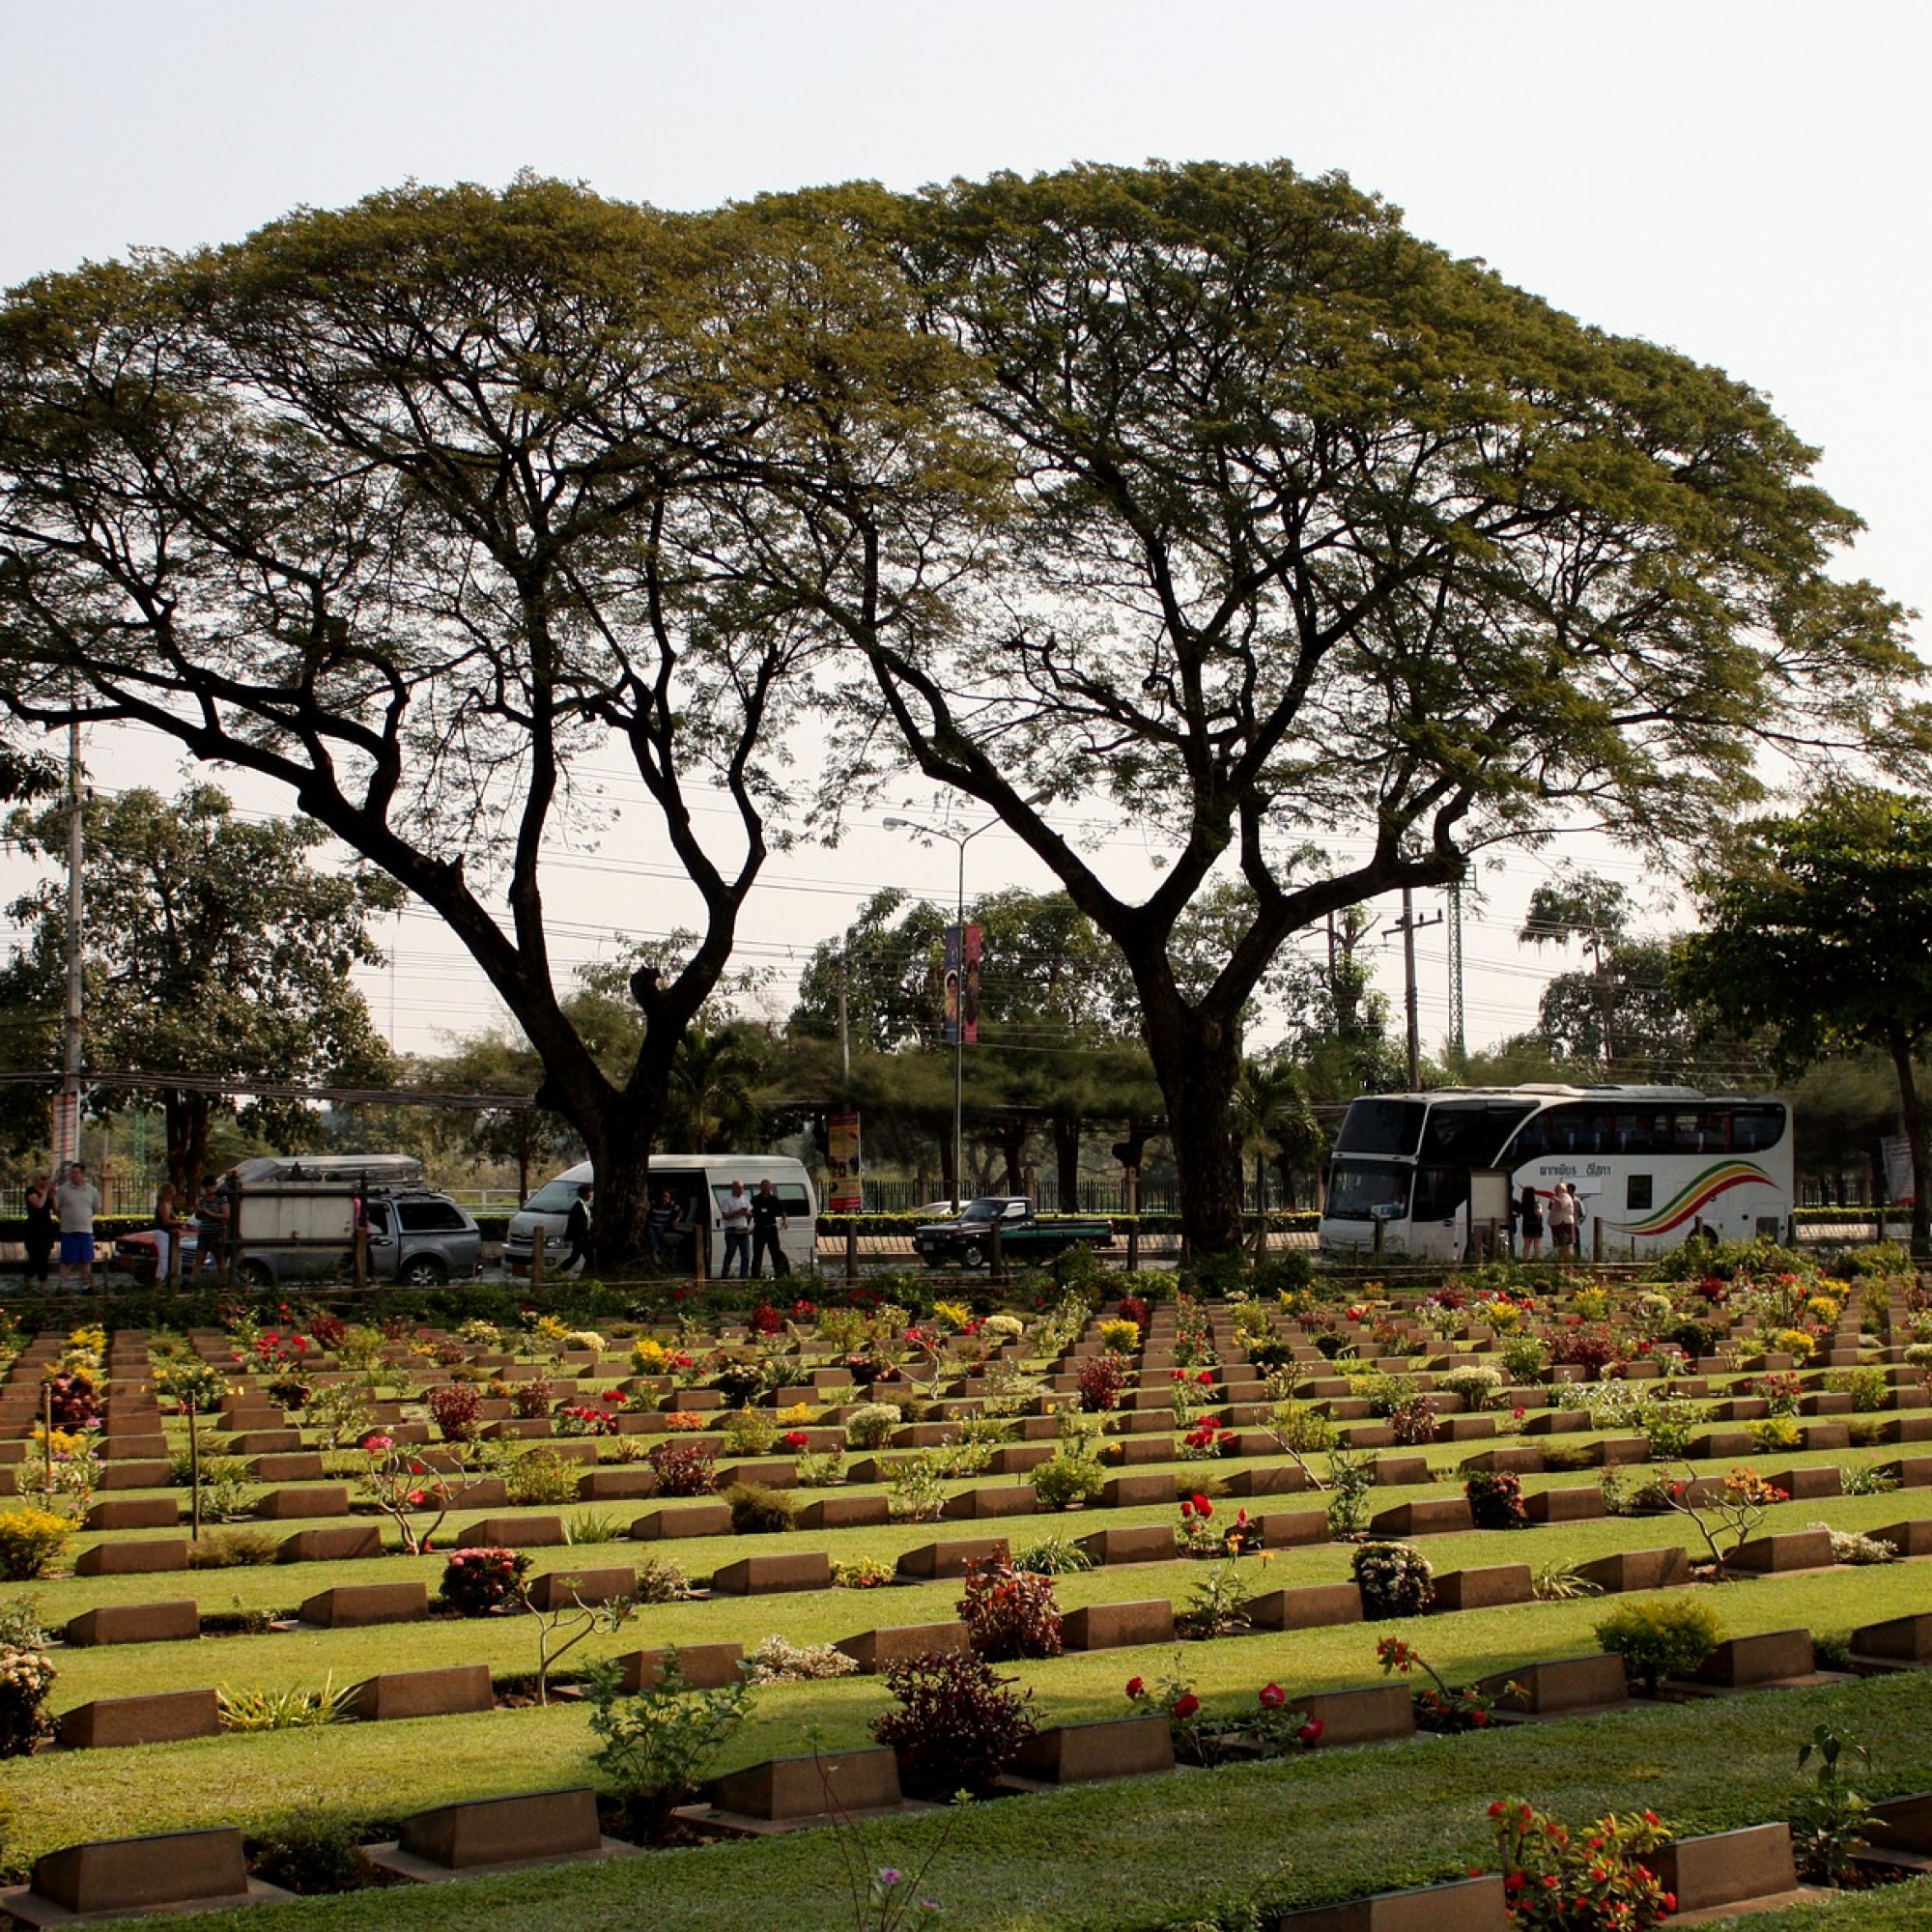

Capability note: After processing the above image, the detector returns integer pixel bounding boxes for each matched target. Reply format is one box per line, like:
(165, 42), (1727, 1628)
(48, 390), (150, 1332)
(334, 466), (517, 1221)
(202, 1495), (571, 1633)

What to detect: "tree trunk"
(163, 1091), (212, 1203)
(577, 1100), (657, 1272)
(998, 1121), (1028, 1196)
(1885, 1030), (1931, 1247)
(1053, 1116), (1081, 1212)
(1273, 1151), (1299, 1212)
(1140, 1000), (1246, 1254)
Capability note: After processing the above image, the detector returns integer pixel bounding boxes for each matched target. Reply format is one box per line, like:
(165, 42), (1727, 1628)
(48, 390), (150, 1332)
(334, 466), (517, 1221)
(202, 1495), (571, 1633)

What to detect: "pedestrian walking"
(153, 1181), (183, 1287)
(55, 1159), (101, 1293)
(749, 1178), (790, 1279)
(719, 1179), (753, 1278)
(21, 1172), (55, 1291)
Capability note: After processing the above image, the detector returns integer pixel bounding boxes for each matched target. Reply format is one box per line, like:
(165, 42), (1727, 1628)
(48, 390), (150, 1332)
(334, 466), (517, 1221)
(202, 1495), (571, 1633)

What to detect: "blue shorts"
(60, 1232), (95, 1264)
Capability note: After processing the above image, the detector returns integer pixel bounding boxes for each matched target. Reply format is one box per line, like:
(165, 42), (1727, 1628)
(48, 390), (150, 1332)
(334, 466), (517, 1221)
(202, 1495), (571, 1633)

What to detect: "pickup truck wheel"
(401, 1255), (449, 1287)
(957, 1239), (986, 1269)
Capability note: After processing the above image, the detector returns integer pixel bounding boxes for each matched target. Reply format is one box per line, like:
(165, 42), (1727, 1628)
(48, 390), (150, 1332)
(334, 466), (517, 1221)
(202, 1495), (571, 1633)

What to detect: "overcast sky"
(2, 0), (1925, 1067)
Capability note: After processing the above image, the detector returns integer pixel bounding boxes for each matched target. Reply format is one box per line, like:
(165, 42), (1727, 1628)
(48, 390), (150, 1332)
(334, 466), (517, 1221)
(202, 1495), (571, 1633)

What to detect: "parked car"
(114, 1227), (199, 1283)
(356, 1191), (482, 1287)
(913, 1196), (1115, 1269)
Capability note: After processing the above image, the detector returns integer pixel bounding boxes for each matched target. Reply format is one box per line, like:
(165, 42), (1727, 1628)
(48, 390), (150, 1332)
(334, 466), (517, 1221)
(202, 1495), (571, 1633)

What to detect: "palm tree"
(665, 1026), (761, 1152)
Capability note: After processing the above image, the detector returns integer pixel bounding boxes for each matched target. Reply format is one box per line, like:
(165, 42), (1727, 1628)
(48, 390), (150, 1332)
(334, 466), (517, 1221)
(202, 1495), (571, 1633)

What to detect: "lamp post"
(883, 812), (1001, 1211)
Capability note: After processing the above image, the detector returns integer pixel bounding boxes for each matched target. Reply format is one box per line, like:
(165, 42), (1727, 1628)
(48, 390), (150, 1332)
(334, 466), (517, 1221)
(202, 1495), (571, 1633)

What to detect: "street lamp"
(883, 811), (1004, 1211)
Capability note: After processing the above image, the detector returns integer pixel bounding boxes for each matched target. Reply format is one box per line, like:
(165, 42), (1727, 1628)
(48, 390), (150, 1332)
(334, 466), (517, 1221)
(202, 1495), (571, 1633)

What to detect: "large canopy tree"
(0, 179), (969, 1260)
(737, 161), (1923, 1249)
(1675, 787), (1932, 1245)
(2, 784), (399, 1190)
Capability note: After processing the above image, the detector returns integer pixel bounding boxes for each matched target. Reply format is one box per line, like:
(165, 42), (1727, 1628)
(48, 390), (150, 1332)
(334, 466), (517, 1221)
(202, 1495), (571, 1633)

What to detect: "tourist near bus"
(55, 1159), (100, 1293)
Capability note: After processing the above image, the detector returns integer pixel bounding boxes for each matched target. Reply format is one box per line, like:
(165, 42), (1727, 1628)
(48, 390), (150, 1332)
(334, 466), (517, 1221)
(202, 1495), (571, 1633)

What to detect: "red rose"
(1190, 1493), (1213, 1519)
(1297, 1719), (1324, 1744)
(1125, 1676), (1145, 1699)
(1258, 1682), (1286, 1709)
(1489, 1801), (1509, 1819)
(1172, 1693), (1200, 1719)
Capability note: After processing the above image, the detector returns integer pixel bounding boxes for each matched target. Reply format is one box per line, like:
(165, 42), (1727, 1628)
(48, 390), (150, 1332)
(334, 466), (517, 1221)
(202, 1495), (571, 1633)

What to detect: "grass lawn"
(53, 1670), (1932, 1932)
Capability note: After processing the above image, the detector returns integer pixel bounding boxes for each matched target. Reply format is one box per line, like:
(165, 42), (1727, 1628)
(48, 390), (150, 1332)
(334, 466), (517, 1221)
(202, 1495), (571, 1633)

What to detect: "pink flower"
(362, 1434), (394, 1453)
(1259, 1682), (1287, 1709)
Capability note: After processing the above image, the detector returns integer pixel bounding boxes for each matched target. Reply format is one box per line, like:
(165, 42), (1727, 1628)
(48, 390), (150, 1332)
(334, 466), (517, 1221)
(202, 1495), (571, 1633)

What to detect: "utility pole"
(56, 720), (84, 1169)
(1383, 890), (1443, 1091)
(836, 947), (850, 1080)
(1446, 882), (1466, 1068)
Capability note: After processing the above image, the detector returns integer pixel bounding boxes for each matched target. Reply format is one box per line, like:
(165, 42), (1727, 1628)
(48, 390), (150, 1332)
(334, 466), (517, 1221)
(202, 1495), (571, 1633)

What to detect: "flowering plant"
(1666, 1464), (1789, 1573)
(0, 1640), (56, 1756)
(1124, 1670), (1321, 1765)
(957, 1558), (1063, 1661)
(1377, 1637), (1506, 1732)
(425, 1381), (481, 1442)
(360, 1437), (452, 1554)
(662, 1409), (711, 1433)
(647, 1439), (718, 1496)
(440, 1546), (530, 1616)
(1177, 1417), (1233, 1460)
(1486, 1797), (1674, 1930)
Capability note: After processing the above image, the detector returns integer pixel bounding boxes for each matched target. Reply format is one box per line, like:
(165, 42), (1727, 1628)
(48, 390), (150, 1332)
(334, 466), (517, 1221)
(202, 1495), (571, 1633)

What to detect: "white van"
(503, 1154), (817, 1277)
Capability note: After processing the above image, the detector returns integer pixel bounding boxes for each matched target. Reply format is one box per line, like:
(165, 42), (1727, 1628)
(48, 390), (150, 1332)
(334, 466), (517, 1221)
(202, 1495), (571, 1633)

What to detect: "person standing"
(21, 1173), (55, 1291)
(55, 1159), (101, 1293)
(153, 1181), (183, 1288)
(646, 1187), (682, 1262)
(1546, 1179), (1577, 1267)
(1517, 1183), (1545, 1261)
(194, 1174), (230, 1276)
(719, 1179), (753, 1278)
(749, 1177), (790, 1279)
(559, 1183), (592, 1276)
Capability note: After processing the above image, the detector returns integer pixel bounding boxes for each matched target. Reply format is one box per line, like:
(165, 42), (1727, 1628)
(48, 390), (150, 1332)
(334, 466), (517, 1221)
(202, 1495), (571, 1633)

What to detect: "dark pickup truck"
(913, 1196), (1115, 1269)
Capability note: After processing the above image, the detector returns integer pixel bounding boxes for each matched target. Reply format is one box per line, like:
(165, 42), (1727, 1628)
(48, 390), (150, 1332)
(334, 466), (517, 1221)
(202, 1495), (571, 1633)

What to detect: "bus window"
(1411, 1165), (1467, 1222)
(1335, 1100), (1427, 1156)
(1325, 1160), (1411, 1221)
(1420, 1101), (1535, 1166)
(1627, 1175), (1653, 1210)
(1730, 1106), (1785, 1152)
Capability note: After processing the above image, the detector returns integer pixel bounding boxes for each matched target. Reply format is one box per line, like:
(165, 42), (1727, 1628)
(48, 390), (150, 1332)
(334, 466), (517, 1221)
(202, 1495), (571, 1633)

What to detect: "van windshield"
(523, 1181), (580, 1214)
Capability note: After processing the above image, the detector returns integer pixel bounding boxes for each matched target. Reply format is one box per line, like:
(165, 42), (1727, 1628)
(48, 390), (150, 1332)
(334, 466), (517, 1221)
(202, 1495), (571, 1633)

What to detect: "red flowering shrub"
(1549, 1324), (1627, 1378)
(1464, 1468), (1528, 1530)
(1076, 1353), (1130, 1413)
(426, 1382), (481, 1442)
(1116, 1295), (1151, 1328)
(870, 1651), (1036, 1798)
(1487, 1797), (1675, 1930)
(42, 1371), (100, 1430)
(749, 1303), (785, 1336)
(306, 1311), (347, 1350)
(957, 1558), (1063, 1661)
(647, 1440), (718, 1496)
(509, 1376), (555, 1418)
(440, 1546), (529, 1616)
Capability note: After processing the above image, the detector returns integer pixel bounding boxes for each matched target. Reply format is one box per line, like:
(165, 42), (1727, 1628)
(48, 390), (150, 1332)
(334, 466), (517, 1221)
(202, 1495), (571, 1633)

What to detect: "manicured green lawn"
(57, 1670), (1932, 1932)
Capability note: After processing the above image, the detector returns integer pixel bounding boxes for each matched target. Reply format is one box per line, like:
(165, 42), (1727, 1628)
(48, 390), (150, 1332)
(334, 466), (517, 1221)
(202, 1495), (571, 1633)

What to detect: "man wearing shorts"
(1546, 1179), (1577, 1266)
(55, 1159), (101, 1293)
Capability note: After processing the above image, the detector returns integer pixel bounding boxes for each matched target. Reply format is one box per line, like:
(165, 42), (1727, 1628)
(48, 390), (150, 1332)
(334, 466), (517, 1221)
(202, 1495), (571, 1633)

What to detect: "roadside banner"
(1882, 1132), (1916, 1207)
(943, 924), (983, 1044)
(827, 1110), (863, 1213)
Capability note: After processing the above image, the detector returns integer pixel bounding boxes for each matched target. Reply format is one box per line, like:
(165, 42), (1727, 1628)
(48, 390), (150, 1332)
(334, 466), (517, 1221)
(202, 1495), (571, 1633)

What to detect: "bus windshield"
(1334, 1100), (1426, 1156)
(1325, 1159), (1411, 1222)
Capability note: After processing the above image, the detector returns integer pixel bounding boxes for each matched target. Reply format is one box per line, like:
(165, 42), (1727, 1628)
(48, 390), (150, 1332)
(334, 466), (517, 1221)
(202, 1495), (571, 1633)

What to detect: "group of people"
(1513, 1179), (1586, 1264)
(642, 1178), (791, 1278)
(20, 1161), (101, 1292)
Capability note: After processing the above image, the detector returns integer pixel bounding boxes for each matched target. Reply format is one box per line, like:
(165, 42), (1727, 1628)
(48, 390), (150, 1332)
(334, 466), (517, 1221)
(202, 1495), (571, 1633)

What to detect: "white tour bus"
(1318, 1085), (1794, 1263)
(503, 1154), (818, 1277)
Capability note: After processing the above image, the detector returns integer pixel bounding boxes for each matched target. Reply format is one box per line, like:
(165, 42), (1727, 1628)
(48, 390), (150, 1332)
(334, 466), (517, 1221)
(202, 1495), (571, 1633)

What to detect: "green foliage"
(245, 1808), (383, 1895)
(724, 1481), (797, 1535)
(1792, 1724), (1874, 1883)
(505, 1448), (585, 1508)
(1030, 1454), (1106, 1511)
(631, 1557), (693, 1604)
(722, 1407), (779, 1457)
(1595, 1597), (1722, 1690)
(217, 1676), (353, 1730)
(870, 1650), (1037, 1800)
(844, 1403), (903, 1450)
(1350, 1541), (1435, 1620)
(1009, 1535), (1094, 1576)
(1826, 1366), (1890, 1412)
(0, 1507), (70, 1580)
(1487, 1796), (1674, 1931)
(1745, 1416), (1802, 1451)
(583, 1651), (753, 1836)
(186, 1528), (280, 1568)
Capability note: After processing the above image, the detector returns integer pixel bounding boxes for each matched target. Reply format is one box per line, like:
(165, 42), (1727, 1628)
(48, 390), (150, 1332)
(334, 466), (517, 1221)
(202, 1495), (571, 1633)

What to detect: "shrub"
(886, 1454), (947, 1522)
(870, 1650), (1037, 1799)
(722, 1408), (779, 1458)
(1487, 1796), (1674, 1931)
(0, 1641), (55, 1756)
(632, 1557), (693, 1604)
(564, 1511), (623, 1545)
(505, 1448), (585, 1508)
(583, 1651), (753, 1837)
(1549, 1323), (1626, 1378)
(1594, 1596), (1722, 1691)
(425, 1382), (481, 1442)
(1819, 1524), (1897, 1565)
(1351, 1541), (1435, 1620)
(742, 1636), (860, 1683)
(1499, 1335), (1548, 1382)
(0, 1507), (71, 1581)
(508, 1376), (554, 1419)
(1010, 1534), (1094, 1576)
(439, 1546), (530, 1616)
(1667, 1318), (1719, 1360)
(1030, 1455), (1106, 1511)
(1825, 1366), (1889, 1412)
(186, 1528), (280, 1568)
(1097, 1318), (1141, 1353)
(844, 1403), (902, 1450)
(647, 1440), (717, 1497)
(1385, 1396), (1439, 1446)
(217, 1677), (352, 1730)
(1438, 1365), (1502, 1410)
(1076, 1352), (1130, 1412)
(1463, 1468), (1528, 1530)
(246, 1811), (382, 1895)
(957, 1558), (1063, 1661)
(562, 1330), (606, 1353)
(1772, 1327), (1815, 1362)
(830, 1557), (897, 1589)
(724, 1482), (796, 1535)
(1745, 1416), (1801, 1451)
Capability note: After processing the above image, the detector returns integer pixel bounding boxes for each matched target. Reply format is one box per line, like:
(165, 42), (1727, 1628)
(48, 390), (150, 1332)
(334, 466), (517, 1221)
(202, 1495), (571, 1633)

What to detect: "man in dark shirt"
(560, 1184), (592, 1276)
(749, 1179), (789, 1278)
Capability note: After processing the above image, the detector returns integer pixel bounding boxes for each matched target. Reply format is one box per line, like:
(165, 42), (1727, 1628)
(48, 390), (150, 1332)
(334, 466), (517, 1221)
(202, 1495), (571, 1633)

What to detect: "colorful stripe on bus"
(1605, 1162), (1775, 1237)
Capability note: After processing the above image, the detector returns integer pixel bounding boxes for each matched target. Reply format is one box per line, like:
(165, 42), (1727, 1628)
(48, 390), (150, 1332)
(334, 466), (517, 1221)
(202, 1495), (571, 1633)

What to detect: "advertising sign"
(827, 1110), (863, 1213)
